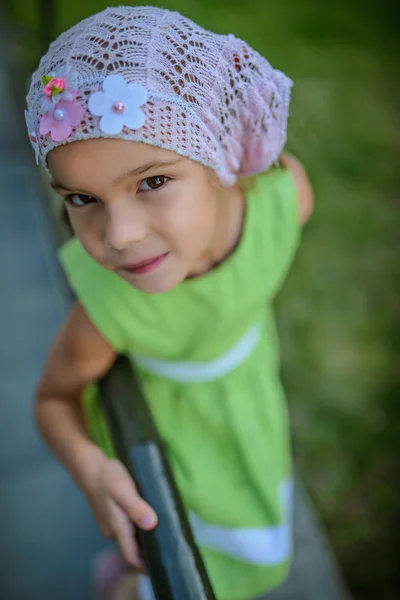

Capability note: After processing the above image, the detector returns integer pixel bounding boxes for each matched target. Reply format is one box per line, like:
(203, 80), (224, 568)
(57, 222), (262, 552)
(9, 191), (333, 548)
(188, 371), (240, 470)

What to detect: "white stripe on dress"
(131, 322), (262, 382)
(137, 478), (293, 600)
(189, 477), (293, 566)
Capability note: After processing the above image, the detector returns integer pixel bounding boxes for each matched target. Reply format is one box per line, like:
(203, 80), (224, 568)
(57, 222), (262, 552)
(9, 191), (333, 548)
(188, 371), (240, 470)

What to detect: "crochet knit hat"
(25, 5), (292, 185)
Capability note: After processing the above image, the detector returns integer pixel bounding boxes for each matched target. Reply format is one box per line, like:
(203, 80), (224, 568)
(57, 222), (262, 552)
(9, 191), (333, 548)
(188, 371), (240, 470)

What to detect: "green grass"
(9, 1), (400, 598)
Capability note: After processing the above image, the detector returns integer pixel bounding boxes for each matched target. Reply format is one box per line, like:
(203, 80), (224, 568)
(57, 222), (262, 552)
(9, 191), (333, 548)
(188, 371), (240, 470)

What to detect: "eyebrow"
(50, 158), (184, 192)
(111, 158), (183, 187)
(50, 180), (72, 192)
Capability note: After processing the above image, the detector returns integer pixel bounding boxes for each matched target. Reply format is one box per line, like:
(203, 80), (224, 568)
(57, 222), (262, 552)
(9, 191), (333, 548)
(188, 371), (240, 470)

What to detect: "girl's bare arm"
(35, 301), (116, 492)
(36, 302), (157, 566)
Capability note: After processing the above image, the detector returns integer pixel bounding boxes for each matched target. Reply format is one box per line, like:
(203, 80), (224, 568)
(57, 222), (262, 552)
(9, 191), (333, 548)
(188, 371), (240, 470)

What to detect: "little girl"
(26, 6), (313, 600)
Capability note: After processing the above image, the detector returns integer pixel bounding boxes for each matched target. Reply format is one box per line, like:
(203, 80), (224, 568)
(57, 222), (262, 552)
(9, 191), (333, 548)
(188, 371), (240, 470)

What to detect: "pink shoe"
(92, 550), (128, 600)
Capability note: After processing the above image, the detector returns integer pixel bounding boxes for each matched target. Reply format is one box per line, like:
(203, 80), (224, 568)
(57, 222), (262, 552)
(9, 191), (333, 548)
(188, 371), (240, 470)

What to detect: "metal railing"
(100, 357), (216, 599)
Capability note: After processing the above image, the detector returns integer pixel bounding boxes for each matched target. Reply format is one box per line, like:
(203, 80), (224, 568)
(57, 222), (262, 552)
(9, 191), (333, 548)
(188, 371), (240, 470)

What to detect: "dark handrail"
(99, 356), (216, 599)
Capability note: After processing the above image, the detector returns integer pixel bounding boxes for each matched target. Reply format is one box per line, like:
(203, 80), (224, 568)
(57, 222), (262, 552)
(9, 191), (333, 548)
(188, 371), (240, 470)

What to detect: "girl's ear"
(206, 167), (224, 191)
(206, 167), (238, 191)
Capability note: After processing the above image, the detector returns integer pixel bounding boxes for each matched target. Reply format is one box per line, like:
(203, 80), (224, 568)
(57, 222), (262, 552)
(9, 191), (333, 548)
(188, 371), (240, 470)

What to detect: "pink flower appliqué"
(39, 98), (84, 142)
(40, 66), (78, 114)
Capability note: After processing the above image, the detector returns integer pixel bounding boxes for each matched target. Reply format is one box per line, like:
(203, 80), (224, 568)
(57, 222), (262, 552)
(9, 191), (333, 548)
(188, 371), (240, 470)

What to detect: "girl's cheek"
(68, 214), (83, 236)
(150, 201), (180, 241)
(68, 215), (95, 249)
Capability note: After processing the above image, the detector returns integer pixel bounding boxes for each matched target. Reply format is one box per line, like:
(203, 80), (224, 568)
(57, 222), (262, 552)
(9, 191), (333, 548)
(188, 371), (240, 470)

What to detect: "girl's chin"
(118, 266), (188, 294)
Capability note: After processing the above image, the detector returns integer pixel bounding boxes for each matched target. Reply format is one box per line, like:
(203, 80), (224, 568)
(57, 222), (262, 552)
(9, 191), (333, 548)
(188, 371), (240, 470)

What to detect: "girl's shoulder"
(238, 160), (310, 299)
(244, 155), (312, 222)
(243, 154), (313, 237)
(275, 153), (313, 224)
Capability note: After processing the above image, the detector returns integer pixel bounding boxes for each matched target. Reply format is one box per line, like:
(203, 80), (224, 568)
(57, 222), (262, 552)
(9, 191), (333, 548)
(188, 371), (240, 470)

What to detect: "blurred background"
(2, 1), (399, 599)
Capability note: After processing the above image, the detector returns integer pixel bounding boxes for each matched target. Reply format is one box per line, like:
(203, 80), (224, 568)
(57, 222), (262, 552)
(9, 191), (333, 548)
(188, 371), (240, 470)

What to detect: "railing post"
(99, 356), (216, 599)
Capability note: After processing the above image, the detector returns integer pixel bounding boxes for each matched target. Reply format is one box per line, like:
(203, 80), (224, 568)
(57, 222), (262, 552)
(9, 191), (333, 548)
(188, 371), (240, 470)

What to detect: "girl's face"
(48, 139), (228, 293)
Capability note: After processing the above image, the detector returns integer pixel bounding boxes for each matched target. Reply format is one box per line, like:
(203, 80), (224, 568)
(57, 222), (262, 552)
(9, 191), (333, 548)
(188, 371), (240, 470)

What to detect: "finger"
(105, 460), (158, 530)
(108, 499), (146, 572)
(88, 502), (113, 538)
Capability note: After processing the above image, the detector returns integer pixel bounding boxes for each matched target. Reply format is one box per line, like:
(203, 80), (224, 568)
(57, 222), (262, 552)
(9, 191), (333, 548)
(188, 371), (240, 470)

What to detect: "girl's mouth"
(121, 252), (169, 275)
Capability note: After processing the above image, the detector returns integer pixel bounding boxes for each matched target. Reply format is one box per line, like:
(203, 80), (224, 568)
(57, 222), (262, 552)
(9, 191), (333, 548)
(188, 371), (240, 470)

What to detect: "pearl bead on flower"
(54, 108), (65, 121)
(112, 101), (125, 114)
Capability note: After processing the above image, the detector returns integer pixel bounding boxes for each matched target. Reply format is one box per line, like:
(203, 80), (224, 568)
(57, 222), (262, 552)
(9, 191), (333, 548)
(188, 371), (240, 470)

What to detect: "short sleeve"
(58, 238), (129, 353)
(248, 167), (301, 299)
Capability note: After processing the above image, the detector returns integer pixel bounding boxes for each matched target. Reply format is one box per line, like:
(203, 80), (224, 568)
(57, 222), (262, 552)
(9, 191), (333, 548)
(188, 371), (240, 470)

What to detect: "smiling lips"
(121, 252), (169, 275)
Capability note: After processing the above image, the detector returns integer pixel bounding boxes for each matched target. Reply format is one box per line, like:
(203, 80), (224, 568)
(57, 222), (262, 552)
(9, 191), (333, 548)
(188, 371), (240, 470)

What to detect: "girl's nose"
(105, 202), (148, 251)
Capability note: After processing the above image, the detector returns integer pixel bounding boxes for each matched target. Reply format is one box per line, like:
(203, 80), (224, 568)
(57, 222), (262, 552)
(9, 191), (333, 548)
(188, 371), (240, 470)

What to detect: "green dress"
(59, 167), (301, 600)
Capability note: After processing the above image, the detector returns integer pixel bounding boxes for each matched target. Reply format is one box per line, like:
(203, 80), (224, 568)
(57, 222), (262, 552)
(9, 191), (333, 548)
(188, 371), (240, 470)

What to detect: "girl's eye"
(65, 193), (96, 207)
(138, 175), (169, 192)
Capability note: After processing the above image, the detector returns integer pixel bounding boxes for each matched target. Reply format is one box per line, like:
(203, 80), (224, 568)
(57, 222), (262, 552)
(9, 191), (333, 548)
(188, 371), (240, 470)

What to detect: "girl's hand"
(85, 456), (158, 571)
